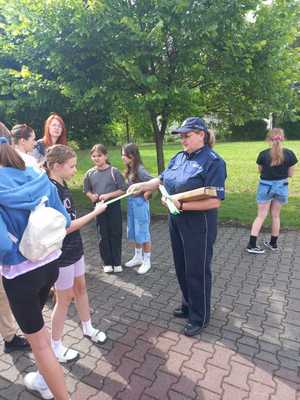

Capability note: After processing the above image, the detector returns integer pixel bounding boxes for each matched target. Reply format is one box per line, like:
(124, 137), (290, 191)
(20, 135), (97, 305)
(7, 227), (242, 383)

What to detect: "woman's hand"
(144, 191), (152, 201)
(98, 193), (111, 202)
(161, 196), (168, 208)
(127, 183), (144, 195)
(161, 196), (181, 210)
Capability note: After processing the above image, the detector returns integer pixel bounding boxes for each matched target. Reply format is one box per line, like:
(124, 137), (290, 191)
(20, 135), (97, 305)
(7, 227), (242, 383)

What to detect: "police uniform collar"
(184, 145), (207, 159)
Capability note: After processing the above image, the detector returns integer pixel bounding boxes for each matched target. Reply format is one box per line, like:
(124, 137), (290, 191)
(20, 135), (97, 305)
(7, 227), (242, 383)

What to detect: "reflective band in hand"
(104, 192), (132, 205)
(159, 185), (180, 215)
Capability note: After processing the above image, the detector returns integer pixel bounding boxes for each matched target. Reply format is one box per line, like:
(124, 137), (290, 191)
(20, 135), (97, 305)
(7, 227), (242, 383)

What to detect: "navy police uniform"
(160, 145), (226, 327)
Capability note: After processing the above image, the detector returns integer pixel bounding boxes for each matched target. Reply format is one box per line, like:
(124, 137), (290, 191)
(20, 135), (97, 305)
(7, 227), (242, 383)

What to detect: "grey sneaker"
(246, 246), (265, 254)
(264, 241), (279, 251)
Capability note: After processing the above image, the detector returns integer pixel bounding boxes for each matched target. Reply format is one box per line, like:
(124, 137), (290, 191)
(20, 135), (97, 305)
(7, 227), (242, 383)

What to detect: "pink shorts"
(54, 256), (85, 291)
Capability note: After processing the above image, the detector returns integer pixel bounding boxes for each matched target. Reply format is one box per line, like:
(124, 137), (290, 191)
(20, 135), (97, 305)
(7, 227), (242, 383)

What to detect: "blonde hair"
(204, 130), (215, 148)
(266, 128), (285, 166)
(46, 144), (76, 170)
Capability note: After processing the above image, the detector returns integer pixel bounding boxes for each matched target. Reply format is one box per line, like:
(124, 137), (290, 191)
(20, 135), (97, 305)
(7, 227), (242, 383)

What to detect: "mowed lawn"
(70, 141), (300, 229)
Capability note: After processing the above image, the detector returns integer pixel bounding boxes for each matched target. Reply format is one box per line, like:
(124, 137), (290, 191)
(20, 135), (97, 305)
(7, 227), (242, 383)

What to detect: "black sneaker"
(246, 246), (265, 254)
(4, 335), (31, 353)
(264, 241), (279, 251)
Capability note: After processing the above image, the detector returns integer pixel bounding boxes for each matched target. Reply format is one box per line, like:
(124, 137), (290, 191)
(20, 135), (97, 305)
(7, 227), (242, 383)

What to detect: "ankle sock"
(36, 371), (47, 387)
(82, 319), (96, 337)
(270, 236), (278, 247)
(143, 252), (151, 263)
(51, 339), (62, 351)
(135, 248), (143, 258)
(249, 235), (257, 248)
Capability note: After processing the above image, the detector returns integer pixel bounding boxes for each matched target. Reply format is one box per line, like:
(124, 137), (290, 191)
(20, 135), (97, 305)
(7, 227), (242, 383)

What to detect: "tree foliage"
(0, 0), (299, 171)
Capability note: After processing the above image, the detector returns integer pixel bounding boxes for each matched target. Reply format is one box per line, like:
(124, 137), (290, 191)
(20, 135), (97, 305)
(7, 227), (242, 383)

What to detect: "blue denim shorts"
(256, 179), (288, 204)
(127, 196), (151, 244)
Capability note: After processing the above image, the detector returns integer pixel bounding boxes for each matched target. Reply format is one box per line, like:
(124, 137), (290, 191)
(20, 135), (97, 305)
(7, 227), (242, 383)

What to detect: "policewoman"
(127, 117), (227, 336)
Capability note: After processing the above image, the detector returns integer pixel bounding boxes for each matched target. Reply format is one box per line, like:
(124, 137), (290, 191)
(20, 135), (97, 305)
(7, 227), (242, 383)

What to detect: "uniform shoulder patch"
(208, 151), (219, 160)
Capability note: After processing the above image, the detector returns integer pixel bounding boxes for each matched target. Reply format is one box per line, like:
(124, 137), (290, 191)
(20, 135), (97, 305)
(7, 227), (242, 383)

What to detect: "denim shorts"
(127, 196), (151, 244)
(256, 179), (288, 204)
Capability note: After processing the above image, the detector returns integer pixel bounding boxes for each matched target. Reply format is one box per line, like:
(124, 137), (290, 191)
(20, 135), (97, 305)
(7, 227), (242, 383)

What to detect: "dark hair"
(90, 143), (108, 156)
(11, 124), (35, 144)
(122, 143), (143, 183)
(46, 144), (76, 171)
(0, 137), (25, 169)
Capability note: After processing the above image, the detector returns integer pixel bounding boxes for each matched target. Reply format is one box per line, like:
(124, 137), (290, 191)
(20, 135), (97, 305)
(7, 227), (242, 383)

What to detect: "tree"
(0, 0), (299, 171)
(99, 0), (300, 171)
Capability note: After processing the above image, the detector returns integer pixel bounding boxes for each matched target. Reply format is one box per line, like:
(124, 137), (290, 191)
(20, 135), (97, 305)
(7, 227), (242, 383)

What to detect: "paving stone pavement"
(0, 217), (299, 399)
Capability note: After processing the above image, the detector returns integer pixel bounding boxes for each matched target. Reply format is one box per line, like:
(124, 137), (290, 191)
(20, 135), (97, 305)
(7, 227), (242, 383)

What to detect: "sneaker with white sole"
(84, 329), (107, 344)
(24, 372), (54, 400)
(113, 265), (123, 273)
(246, 246), (265, 254)
(53, 345), (79, 363)
(264, 241), (279, 251)
(137, 261), (151, 274)
(125, 256), (143, 268)
(103, 265), (113, 273)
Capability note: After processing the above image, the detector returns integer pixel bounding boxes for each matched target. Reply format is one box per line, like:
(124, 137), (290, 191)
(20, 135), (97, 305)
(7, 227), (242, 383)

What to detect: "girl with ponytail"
(246, 128), (298, 254)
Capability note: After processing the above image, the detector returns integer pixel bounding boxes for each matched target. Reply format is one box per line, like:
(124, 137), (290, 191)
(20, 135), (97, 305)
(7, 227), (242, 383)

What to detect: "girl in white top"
(11, 124), (40, 171)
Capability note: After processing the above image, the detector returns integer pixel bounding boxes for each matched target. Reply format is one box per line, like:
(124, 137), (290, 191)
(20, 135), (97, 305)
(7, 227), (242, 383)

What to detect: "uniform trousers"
(0, 278), (16, 342)
(96, 201), (122, 266)
(169, 209), (217, 326)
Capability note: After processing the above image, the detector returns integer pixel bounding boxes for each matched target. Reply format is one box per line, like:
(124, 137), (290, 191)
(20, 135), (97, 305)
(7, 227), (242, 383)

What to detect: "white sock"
(82, 319), (96, 337)
(51, 339), (62, 351)
(135, 248), (143, 258)
(36, 371), (47, 388)
(143, 252), (151, 262)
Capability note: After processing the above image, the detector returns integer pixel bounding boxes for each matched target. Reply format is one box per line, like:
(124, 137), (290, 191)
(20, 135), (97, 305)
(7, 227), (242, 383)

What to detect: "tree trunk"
(150, 112), (167, 174)
(125, 114), (130, 142)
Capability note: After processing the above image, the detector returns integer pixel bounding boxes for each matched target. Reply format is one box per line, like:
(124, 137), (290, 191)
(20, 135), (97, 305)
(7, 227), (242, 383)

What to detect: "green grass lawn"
(70, 141), (300, 229)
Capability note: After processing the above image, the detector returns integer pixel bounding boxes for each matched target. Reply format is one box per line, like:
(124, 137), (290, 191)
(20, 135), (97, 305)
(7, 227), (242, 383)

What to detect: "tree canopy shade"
(0, 0), (299, 172)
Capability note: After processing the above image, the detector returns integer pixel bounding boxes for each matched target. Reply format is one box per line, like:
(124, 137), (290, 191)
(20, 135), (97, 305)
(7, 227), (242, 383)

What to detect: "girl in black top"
(46, 145), (108, 364)
(247, 128), (297, 253)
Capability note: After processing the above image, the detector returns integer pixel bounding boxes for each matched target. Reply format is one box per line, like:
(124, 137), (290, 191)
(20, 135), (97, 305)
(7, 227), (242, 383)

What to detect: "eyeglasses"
(180, 133), (195, 140)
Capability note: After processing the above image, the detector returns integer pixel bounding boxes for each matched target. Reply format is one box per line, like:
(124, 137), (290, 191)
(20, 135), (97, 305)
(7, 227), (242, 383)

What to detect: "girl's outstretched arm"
(66, 202), (107, 234)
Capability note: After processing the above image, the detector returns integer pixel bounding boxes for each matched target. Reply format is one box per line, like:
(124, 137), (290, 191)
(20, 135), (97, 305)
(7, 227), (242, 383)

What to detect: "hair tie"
(271, 135), (283, 142)
(0, 136), (9, 145)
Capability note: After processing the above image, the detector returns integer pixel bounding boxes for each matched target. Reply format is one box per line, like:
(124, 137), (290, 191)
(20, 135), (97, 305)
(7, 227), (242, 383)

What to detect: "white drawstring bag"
(19, 196), (67, 262)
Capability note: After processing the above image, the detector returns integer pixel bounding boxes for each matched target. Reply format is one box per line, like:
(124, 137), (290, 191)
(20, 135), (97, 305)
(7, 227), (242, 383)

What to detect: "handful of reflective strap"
(159, 185), (181, 215)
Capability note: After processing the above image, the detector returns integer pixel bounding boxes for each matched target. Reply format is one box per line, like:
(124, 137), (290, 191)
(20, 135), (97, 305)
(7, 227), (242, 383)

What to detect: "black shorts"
(2, 261), (58, 334)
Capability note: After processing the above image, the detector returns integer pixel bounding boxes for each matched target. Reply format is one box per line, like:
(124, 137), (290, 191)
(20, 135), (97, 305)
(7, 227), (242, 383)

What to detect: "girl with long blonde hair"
(246, 128), (298, 253)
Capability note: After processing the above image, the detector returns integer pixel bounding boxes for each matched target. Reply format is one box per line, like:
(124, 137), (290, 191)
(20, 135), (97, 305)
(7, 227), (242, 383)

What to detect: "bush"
(279, 120), (300, 139)
(230, 120), (268, 141)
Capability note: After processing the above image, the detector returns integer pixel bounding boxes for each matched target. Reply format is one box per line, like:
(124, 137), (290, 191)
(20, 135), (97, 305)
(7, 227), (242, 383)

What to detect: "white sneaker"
(125, 256), (143, 268)
(84, 329), (107, 344)
(24, 372), (54, 400)
(103, 265), (113, 273)
(137, 261), (151, 274)
(53, 345), (79, 363)
(113, 265), (123, 273)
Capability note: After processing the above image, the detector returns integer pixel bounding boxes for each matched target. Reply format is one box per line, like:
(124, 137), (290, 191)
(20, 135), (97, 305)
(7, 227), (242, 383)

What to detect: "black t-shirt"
(50, 179), (84, 267)
(256, 148), (298, 180)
